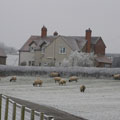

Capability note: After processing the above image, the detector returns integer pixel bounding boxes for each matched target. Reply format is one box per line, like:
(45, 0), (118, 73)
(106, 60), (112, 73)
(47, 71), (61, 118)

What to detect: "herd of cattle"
(2, 72), (120, 93)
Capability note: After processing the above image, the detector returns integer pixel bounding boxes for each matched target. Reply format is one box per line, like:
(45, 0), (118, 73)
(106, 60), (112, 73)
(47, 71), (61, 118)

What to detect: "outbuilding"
(0, 48), (7, 65)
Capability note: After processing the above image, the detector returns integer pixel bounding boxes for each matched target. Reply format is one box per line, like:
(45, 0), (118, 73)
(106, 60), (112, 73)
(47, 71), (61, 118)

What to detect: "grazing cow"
(80, 85), (86, 92)
(33, 80), (43, 87)
(69, 76), (78, 82)
(10, 76), (17, 82)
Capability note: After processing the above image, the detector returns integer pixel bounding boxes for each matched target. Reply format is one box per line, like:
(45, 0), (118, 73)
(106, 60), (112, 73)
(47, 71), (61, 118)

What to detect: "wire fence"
(0, 94), (54, 120)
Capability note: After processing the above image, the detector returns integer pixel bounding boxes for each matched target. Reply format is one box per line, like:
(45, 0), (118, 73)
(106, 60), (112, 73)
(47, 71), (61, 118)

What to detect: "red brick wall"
(86, 29), (92, 53)
(94, 39), (106, 55)
(41, 26), (47, 38)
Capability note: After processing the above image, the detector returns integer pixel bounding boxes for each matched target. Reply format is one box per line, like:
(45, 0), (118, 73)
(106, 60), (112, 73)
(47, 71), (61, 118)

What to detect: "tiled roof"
(95, 56), (112, 64)
(62, 36), (81, 51)
(91, 37), (101, 44)
(61, 36), (101, 51)
(19, 36), (57, 51)
(19, 35), (101, 52)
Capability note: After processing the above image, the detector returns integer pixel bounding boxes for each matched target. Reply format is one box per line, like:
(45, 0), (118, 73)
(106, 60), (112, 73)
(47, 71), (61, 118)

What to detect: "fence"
(0, 94), (54, 120)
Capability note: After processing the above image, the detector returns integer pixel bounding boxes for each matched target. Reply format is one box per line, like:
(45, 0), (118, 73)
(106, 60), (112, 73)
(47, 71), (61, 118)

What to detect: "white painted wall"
(6, 54), (19, 66)
(19, 51), (35, 66)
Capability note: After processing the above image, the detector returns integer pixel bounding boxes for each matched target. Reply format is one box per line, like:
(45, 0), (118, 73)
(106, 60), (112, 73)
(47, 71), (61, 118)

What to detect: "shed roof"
(95, 56), (112, 64)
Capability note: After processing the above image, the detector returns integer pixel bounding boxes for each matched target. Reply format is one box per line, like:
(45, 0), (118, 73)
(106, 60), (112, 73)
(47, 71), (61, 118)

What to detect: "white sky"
(0, 0), (120, 53)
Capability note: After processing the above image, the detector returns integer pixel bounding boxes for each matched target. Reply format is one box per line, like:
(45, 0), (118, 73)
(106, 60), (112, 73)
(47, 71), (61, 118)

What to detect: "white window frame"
(41, 47), (45, 54)
(29, 46), (35, 52)
(59, 47), (66, 54)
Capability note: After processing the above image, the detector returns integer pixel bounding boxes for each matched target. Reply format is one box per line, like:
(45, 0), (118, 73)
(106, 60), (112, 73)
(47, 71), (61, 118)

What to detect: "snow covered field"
(0, 76), (120, 120)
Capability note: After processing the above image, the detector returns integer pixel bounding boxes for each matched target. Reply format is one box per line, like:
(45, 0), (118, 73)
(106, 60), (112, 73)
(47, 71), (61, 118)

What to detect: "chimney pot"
(41, 26), (47, 38)
(53, 31), (58, 36)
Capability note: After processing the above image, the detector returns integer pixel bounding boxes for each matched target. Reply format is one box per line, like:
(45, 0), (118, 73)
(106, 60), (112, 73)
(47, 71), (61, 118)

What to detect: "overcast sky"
(0, 0), (120, 53)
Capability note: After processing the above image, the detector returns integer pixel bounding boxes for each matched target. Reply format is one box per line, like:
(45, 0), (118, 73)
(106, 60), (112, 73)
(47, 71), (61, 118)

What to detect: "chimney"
(53, 31), (58, 36)
(41, 26), (47, 38)
(85, 28), (92, 53)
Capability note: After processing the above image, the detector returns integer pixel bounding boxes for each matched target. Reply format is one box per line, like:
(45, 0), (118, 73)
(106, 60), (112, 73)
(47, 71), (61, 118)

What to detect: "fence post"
(0, 94), (2, 120)
(12, 102), (16, 120)
(40, 112), (44, 120)
(30, 109), (34, 120)
(21, 106), (25, 120)
(4, 97), (9, 120)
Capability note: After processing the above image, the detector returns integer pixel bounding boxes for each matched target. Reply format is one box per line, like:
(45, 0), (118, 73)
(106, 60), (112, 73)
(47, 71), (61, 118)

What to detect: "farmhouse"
(19, 26), (111, 67)
(0, 48), (7, 65)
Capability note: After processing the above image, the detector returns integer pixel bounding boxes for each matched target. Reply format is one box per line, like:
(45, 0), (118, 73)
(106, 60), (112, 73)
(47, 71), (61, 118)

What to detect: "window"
(29, 46), (35, 52)
(29, 61), (35, 66)
(39, 41), (47, 54)
(41, 48), (45, 54)
(44, 63), (48, 66)
(59, 47), (66, 54)
(29, 61), (31, 66)
(39, 63), (41, 66)
(32, 61), (35, 66)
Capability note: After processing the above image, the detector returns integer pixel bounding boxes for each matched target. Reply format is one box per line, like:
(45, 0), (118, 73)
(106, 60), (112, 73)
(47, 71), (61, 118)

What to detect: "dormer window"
(40, 41), (46, 49)
(29, 41), (37, 52)
(29, 46), (35, 52)
(59, 47), (66, 54)
(39, 41), (47, 54)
